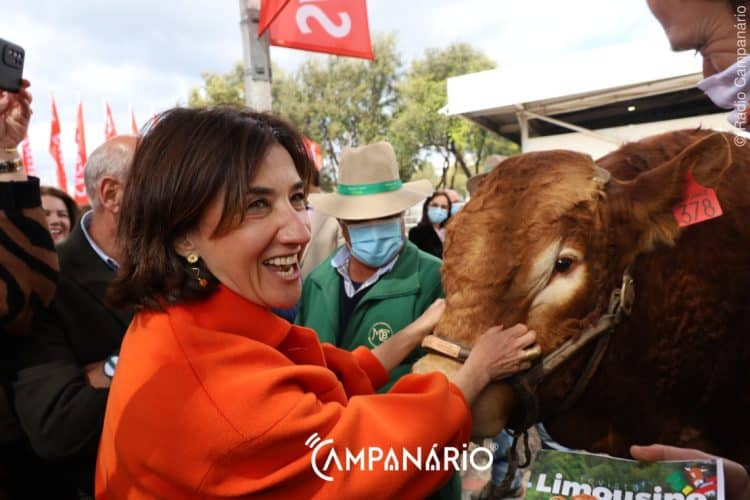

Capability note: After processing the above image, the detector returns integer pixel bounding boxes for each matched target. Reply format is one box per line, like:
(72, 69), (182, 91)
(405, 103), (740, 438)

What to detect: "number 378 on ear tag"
(672, 171), (723, 228)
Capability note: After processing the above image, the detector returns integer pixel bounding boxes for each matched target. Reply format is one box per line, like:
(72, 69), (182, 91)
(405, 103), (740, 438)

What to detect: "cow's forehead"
(474, 149), (606, 220)
(444, 149), (607, 297)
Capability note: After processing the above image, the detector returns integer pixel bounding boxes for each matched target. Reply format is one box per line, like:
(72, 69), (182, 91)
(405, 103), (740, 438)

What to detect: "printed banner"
(74, 101), (88, 205)
(48, 95), (67, 192)
(258, 0), (292, 36)
(525, 449), (724, 500)
(303, 136), (323, 171)
(20, 135), (36, 176)
(105, 101), (117, 140)
(130, 107), (138, 135)
(269, 0), (374, 60)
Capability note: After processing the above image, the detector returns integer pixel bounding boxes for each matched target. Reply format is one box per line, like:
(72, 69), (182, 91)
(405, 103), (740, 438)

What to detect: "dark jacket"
(408, 224), (444, 259)
(12, 220), (132, 497)
(0, 177), (60, 499)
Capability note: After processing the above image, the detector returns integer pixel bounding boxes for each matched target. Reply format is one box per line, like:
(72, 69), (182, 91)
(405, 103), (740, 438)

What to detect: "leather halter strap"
(421, 267), (635, 369)
(421, 335), (471, 362)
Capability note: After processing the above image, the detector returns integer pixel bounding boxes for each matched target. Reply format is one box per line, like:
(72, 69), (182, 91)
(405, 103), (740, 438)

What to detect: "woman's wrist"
(451, 360), (489, 405)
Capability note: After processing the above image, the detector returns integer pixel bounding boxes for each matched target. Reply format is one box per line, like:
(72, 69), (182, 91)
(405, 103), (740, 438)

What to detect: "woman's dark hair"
(108, 106), (313, 310)
(417, 191), (452, 228)
(40, 185), (80, 225)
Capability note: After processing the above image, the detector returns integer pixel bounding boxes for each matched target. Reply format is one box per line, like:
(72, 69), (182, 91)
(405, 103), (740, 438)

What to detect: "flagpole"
(239, 0), (272, 112)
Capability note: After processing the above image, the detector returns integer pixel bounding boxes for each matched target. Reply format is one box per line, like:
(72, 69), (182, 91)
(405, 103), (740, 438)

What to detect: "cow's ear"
(610, 133), (732, 257)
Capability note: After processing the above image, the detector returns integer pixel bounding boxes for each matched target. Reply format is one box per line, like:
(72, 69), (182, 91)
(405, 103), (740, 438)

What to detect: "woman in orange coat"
(95, 107), (538, 499)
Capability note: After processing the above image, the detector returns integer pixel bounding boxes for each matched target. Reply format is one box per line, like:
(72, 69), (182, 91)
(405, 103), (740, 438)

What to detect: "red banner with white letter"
(130, 107), (138, 135)
(269, 0), (374, 60)
(258, 0), (292, 36)
(303, 136), (323, 171)
(49, 95), (67, 193)
(20, 135), (36, 176)
(74, 101), (89, 205)
(105, 101), (117, 140)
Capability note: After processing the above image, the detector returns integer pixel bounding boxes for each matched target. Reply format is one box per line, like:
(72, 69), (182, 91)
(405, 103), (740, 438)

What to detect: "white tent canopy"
(445, 43), (737, 157)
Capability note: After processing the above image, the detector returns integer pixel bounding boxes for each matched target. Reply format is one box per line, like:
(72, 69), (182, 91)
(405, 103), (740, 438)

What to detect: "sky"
(4, 0), (693, 187)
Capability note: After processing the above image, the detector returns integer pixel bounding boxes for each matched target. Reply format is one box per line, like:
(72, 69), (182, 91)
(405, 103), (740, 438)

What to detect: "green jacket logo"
(368, 322), (393, 346)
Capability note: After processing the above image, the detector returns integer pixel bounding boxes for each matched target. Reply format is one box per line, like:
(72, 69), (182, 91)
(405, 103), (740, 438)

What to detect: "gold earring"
(185, 252), (207, 288)
(192, 267), (208, 288)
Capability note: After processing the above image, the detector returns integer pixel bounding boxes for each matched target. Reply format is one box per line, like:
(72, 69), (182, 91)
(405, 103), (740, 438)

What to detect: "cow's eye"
(554, 258), (573, 273)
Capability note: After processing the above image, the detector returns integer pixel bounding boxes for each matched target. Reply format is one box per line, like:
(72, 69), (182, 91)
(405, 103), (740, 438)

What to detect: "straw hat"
(309, 141), (433, 220)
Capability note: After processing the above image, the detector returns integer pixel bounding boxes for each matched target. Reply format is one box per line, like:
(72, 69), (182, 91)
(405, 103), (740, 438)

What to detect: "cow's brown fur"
(430, 130), (750, 462)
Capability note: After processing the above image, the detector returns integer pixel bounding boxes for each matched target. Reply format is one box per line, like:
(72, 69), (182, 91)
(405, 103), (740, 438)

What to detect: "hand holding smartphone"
(0, 38), (24, 93)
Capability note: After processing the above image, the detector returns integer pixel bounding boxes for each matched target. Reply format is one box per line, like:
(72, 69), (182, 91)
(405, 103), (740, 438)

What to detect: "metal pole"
(515, 106), (530, 152)
(520, 109), (624, 146)
(239, 0), (273, 111)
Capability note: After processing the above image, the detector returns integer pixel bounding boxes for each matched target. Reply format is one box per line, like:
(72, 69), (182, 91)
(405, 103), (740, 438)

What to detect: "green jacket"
(296, 241), (444, 390)
(296, 242), (460, 500)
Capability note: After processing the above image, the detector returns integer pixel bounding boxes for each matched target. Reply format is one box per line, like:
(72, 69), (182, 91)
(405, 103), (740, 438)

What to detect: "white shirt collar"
(330, 245), (399, 298)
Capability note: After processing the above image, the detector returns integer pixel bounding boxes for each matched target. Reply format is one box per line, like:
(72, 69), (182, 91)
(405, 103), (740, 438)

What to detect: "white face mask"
(697, 56), (750, 129)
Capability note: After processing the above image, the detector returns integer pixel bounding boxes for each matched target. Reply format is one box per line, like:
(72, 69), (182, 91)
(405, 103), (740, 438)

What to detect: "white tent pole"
(519, 108), (624, 146)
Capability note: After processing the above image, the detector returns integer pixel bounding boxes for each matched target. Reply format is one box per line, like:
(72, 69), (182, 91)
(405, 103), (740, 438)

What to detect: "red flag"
(104, 101), (117, 140)
(49, 95), (67, 192)
(20, 135), (36, 176)
(269, 0), (373, 60)
(130, 107), (138, 135)
(258, 0), (292, 36)
(303, 136), (323, 171)
(74, 101), (88, 205)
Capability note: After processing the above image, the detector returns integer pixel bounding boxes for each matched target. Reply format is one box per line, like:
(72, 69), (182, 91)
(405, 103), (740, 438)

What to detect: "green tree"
(188, 62), (245, 107)
(388, 43), (519, 186)
(272, 33), (402, 187)
(187, 38), (516, 190)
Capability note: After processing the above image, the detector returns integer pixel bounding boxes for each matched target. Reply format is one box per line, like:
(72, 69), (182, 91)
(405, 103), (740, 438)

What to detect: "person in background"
(408, 191), (452, 258)
(630, 3), (750, 495)
(41, 185), (79, 244)
(95, 107), (538, 498)
(301, 169), (341, 277)
(13, 135), (136, 498)
(647, 0), (750, 128)
(297, 141), (444, 390)
(0, 80), (63, 498)
(443, 188), (464, 216)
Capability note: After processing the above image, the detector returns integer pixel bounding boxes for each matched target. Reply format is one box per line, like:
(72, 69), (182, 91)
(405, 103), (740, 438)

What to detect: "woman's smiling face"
(178, 144), (311, 309)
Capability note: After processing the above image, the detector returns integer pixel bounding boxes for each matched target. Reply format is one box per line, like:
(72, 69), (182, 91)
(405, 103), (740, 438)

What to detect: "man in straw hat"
(297, 141), (445, 390)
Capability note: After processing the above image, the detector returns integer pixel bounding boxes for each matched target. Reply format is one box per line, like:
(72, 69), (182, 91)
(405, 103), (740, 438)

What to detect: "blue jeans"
(490, 429), (522, 489)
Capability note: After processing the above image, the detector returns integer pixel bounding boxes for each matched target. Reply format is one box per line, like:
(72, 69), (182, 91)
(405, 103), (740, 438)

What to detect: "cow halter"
(422, 266), (634, 370)
(421, 265), (635, 422)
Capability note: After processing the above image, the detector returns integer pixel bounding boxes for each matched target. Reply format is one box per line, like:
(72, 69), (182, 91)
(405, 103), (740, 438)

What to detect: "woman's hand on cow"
(451, 324), (537, 404)
(370, 299), (445, 373)
(409, 298), (445, 340)
(631, 444), (750, 499)
(470, 323), (538, 381)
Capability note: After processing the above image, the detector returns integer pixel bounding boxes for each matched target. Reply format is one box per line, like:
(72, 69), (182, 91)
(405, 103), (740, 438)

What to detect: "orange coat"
(95, 286), (471, 499)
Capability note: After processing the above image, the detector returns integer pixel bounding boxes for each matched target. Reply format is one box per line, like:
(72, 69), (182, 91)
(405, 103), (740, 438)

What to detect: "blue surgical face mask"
(450, 202), (464, 216)
(347, 217), (404, 268)
(427, 207), (448, 225)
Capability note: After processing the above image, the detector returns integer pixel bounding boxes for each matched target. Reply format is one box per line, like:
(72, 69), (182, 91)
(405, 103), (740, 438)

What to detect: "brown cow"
(414, 130), (750, 464)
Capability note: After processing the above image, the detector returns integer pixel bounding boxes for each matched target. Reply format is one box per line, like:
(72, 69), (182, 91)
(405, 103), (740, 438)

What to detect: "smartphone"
(0, 38), (24, 93)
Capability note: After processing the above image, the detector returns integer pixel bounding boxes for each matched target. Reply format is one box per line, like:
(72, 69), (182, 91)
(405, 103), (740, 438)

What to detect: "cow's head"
(414, 132), (733, 437)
